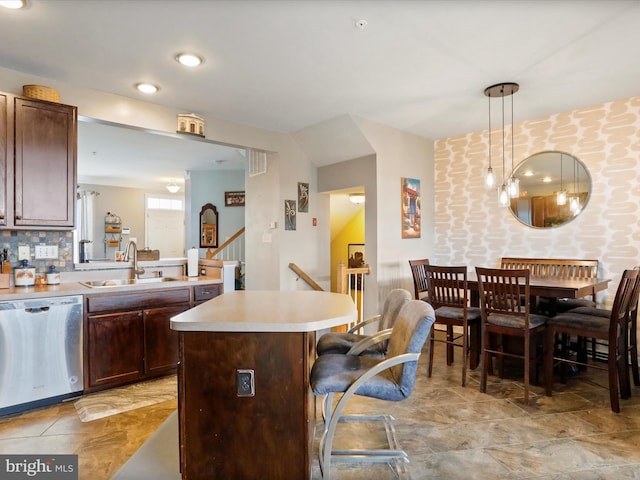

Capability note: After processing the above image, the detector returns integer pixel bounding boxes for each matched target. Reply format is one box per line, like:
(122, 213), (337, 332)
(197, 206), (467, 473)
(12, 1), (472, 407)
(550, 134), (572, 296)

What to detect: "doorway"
(145, 195), (185, 257)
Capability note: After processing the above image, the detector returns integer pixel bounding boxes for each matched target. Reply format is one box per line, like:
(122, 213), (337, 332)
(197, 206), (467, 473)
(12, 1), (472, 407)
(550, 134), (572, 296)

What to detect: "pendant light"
(557, 153), (567, 206)
(484, 82), (519, 206)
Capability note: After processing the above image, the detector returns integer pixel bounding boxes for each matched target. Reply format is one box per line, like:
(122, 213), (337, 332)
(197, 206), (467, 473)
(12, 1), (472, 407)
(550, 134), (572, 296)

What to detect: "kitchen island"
(170, 290), (357, 480)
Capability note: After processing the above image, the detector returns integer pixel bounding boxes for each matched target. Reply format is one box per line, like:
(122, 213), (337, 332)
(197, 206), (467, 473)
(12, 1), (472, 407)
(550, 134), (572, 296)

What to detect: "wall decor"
(284, 200), (297, 231)
(401, 177), (421, 239)
(225, 191), (245, 207)
(298, 182), (309, 212)
(177, 113), (205, 137)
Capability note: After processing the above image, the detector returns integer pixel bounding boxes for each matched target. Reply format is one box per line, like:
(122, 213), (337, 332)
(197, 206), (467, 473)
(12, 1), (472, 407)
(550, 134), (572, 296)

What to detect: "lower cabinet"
(144, 304), (189, 375)
(85, 286), (208, 392)
(87, 310), (145, 388)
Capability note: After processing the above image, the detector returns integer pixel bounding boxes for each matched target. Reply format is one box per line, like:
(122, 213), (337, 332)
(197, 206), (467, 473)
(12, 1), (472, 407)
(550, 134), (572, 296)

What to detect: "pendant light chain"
(483, 82), (519, 204)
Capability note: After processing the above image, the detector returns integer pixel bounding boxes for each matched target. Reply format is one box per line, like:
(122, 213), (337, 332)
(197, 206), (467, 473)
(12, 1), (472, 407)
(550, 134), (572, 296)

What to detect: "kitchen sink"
(80, 277), (180, 288)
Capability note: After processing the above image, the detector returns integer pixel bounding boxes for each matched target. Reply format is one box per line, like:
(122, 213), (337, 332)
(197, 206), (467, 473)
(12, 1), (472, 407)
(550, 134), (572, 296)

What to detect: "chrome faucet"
(125, 240), (145, 279)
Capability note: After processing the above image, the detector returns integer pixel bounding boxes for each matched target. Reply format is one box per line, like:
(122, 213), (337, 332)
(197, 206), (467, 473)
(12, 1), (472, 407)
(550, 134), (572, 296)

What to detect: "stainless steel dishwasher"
(0, 295), (83, 415)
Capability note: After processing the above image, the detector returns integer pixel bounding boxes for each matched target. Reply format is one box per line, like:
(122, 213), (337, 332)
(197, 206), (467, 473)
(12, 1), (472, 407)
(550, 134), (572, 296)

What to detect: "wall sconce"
(166, 180), (180, 194)
(349, 193), (365, 204)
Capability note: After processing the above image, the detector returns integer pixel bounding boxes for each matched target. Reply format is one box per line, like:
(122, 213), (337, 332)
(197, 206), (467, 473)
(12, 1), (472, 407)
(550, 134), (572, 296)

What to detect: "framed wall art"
(284, 199), (296, 230)
(298, 182), (309, 212)
(401, 177), (421, 239)
(225, 191), (245, 207)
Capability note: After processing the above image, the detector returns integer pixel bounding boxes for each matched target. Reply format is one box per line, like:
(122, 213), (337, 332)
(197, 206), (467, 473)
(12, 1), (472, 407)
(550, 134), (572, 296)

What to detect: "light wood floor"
(2, 338), (640, 479)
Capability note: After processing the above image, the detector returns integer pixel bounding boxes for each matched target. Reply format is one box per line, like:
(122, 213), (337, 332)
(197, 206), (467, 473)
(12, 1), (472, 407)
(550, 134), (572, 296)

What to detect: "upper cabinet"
(1, 91), (77, 229)
(0, 93), (8, 227)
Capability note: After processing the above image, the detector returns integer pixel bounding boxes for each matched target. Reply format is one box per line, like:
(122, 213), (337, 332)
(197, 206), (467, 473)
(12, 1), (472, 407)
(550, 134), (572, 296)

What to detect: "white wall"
(353, 117), (435, 309)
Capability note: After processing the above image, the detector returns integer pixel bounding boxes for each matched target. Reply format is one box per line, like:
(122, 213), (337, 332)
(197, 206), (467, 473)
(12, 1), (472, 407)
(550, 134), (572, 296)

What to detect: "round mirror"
(509, 151), (591, 228)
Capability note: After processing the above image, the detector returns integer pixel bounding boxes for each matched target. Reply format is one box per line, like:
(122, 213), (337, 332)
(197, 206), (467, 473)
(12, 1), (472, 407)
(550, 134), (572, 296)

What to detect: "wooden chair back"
(425, 264), (468, 310)
(408, 258), (430, 301)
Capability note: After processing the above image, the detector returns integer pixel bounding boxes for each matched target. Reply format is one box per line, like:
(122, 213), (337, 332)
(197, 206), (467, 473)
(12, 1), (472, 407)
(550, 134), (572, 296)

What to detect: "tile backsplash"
(0, 230), (74, 274)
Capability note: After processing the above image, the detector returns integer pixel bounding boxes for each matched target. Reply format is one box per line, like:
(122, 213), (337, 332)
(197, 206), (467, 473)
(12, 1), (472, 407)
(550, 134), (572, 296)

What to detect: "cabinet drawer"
(87, 287), (192, 313)
(193, 284), (222, 302)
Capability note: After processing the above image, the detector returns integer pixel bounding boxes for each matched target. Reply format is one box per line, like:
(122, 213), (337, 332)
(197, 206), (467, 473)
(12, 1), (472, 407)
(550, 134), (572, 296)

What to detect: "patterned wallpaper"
(433, 96), (640, 306)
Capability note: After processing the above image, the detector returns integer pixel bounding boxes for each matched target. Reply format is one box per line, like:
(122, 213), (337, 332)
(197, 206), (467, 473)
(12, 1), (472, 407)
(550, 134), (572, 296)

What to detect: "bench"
(500, 257), (599, 312)
(501, 257), (600, 361)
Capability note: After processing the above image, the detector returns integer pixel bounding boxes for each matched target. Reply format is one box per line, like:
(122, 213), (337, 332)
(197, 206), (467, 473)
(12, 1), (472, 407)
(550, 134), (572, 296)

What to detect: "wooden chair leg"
(523, 332), (530, 404)
(446, 325), (454, 365)
(428, 325), (435, 377)
(461, 325), (468, 386)
(631, 316), (639, 386)
(544, 328), (555, 396)
(480, 346), (489, 393)
(618, 327), (631, 400)
(469, 321), (480, 370)
(607, 341), (621, 413)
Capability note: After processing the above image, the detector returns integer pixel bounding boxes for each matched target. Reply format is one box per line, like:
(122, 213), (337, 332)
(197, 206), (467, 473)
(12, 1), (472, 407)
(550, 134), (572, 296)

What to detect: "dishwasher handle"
(25, 306), (51, 314)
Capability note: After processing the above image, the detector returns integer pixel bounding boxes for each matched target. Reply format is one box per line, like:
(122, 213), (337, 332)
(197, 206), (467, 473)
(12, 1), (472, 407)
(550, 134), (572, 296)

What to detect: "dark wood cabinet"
(0, 91), (77, 229)
(193, 283), (222, 305)
(84, 287), (192, 392)
(0, 93), (7, 227)
(84, 284), (222, 392)
(144, 304), (189, 375)
(87, 310), (145, 387)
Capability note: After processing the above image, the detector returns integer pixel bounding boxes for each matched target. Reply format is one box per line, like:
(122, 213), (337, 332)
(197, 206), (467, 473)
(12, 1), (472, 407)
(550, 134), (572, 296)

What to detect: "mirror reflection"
(509, 151), (591, 228)
(200, 204), (218, 248)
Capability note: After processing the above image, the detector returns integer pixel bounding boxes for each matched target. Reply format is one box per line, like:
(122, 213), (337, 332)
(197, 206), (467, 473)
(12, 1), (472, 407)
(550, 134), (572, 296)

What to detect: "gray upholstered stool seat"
(310, 300), (435, 479)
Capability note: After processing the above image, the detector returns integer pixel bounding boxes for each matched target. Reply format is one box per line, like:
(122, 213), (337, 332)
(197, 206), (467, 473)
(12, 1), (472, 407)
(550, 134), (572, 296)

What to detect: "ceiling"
(1, 0), (639, 190)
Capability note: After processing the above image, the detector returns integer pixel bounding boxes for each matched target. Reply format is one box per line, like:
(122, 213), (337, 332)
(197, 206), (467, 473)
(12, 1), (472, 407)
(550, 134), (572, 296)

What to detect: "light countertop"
(171, 290), (357, 333)
(0, 276), (222, 301)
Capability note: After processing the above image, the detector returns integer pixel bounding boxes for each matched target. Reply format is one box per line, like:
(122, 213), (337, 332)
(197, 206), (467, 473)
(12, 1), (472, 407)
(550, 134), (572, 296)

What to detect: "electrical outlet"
(18, 246), (30, 261)
(35, 245), (59, 259)
(236, 369), (255, 397)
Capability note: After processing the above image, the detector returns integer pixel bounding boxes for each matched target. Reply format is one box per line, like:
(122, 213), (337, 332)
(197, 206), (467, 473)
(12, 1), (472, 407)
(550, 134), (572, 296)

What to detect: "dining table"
(464, 272), (611, 370)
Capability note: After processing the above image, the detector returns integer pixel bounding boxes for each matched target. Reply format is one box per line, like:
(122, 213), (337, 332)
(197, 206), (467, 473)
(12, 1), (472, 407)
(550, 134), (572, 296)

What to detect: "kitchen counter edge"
(0, 276), (223, 301)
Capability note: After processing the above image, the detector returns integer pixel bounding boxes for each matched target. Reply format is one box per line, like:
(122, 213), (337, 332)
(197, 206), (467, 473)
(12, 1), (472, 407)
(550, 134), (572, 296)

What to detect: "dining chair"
(408, 258), (430, 302)
(475, 267), (549, 404)
(310, 300), (435, 480)
(544, 268), (639, 413)
(563, 267), (640, 399)
(316, 288), (412, 357)
(424, 264), (481, 386)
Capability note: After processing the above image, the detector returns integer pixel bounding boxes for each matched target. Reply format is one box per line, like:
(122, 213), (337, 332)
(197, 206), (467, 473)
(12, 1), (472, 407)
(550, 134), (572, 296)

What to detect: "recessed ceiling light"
(0, 0), (26, 9)
(136, 83), (159, 94)
(176, 53), (203, 67)
(542, 176), (552, 183)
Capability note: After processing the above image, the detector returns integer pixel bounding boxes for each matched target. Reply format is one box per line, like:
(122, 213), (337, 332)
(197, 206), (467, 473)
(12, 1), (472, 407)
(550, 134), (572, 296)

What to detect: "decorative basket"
(22, 84), (60, 103)
(137, 249), (160, 261)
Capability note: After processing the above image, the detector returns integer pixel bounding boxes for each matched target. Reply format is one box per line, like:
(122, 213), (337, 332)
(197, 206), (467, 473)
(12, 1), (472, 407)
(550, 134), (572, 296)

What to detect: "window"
(147, 196), (183, 211)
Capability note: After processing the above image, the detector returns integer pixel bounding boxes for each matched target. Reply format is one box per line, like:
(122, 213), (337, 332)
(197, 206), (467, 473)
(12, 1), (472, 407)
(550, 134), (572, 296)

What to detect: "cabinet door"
(144, 304), (189, 376)
(0, 93), (8, 227)
(14, 98), (77, 228)
(87, 310), (144, 388)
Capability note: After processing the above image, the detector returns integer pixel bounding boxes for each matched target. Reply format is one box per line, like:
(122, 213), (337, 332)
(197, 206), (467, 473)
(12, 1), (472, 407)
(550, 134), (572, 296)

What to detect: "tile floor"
(1, 338), (640, 480)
